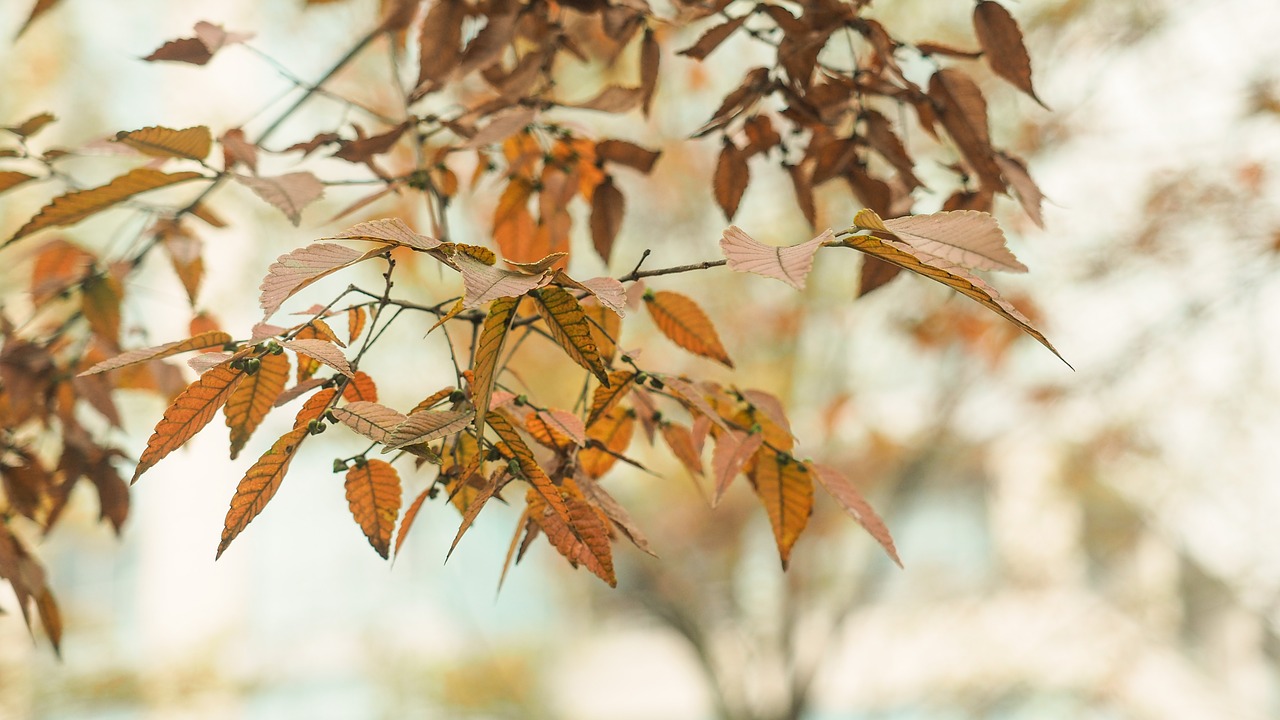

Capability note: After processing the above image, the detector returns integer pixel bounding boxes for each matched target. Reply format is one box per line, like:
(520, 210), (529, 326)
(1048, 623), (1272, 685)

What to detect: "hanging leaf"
(446, 468), (507, 559)
(281, 338), (354, 377)
(259, 243), (384, 318)
(331, 217), (441, 251)
(928, 69), (1005, 194)
(383, 409), (474, 451)
(0, 525), (61, 654)
(461, 107), (537, 149)
(581, 301), (620, 365)
(415, 0), (465, 88)
(293, 388), (337, 428)
(225, 351), (290, 460)
(847, 211), (1067, 365)
(114, 125), (212, 160)
(571, 86), (644, 113)
(720, 226), (831, 290)
(80, 273), (122, 343)
(679, 14), (748, 60)
(748, 447), (813, 568)
(711, 429), (763, 504)
(471, 296), (518, 444)
(660, 422), (703, 477)
(596, 140), (661, 174)
(216, 425), (308, 558)
(346, 307), (368, 344)
(713, 139), (749, 220)
(994, 153), (1045, 228)
(220, 128), (258, 172)
(587, 370), (636, 426)
(456, 252), (550, 309)
(7, 168), (205, 246)
(579, 406), (634, 478)
(394, 486), (430, 558)
(526, 409), (586, 450)
(345, 459), (402, 559)
(330, 401), (405, 444)
(0, 171), (38, 195)
(590, 176), (625, 263)
(810, 462), (901, 567)
(132, 360), (243, 483)
(639, 27), (660, 115)
(531, 286), (610, 384)
(342, 371), (378, 402)
(487, 411), (574, 527)
(525, 481), (616, 586)
(862, 110), (923, 189)
(974, 2), (1047, 108)
(576, 473), (656, 556)
(871, 210), (1027, 272)
(644, 290), (734, 367)
(234, 172), (324, 226)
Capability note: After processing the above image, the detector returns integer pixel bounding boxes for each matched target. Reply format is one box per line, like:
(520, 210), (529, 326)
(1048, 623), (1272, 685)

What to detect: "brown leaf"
(720, 226), (830, 290)
(679, 14), (747, 60)
(331, 217), (440, 251)
(644, 290), (734, 367)
(487, 411), (573, 528)
(974, 2), (1047, 108)
(446, 467), (506, 559)
(879, 210), (1027, 272)
(0, 171), (39, 195)
(132, 361), (243, 483)
(0, 525), (61, 654)
(711, 429), (763, 504)
(576, 471), (655, 556)
(858, 257), (902, 296)
(281, 338), (354, 377)
(384, 409), (474, 451)
(217, 425), (308, 558)
(345, 459), (402, 559)
(461, 107), (537, 150)
(587, 370), (635, 427)
(915, 40), (983, 59)
(394, 486), (431, 558)
(660, 422), (703, 477)
(810, 462), (901, 566)
(115, 125), (212, 161)
(572, 86), (644, 113)
(330, 401), (406, 444)
(259, 243), (383, 318)
(471, 296), (518, 444)
(863, 110), (922, 189)
(80, 273), (123, 344)
(742, 115), (781, 157)
(342, 371), (378, 402)
(713, 139), (749, 220)
(590, 176), (625, 264)
(220, 128), (258, 172)
(787, 161), (817, 229)
(225, 351), (289, 460)
(531, 286), (609, 384)
(144, 37), (214, 65)
(8, 112), (56, 138)
(416, 0), (466, 88)
(526, 481), (616, 586)
(748, 447), (813, 568)
(334, 122), (409, 165)
(7, 168), (204, 246)
(234, 172), (324, 226)
(928, 69), (1005, 194)
(596, 140), (661, 174)
(994, 152), (1045, 228)
(639, 27), (660, 116)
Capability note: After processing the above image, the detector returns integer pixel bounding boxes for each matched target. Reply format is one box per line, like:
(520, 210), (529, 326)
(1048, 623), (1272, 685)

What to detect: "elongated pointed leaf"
(384, 409), (474, 451)
(472, 296), (518, 444)
(748, 448), (813, 568)
(0, 171), (38, 195)
(576, 472), (655, 556)
(487, 411), (572, 527)
(457, 253), (550, 308)
(281, 338), (353, 377)
(664, 377), (730, 432)
(225, 351), (289, 460)
(810, 462), (901, 567)
(974, 1), (1046, 108)
(874, 211), (1026, 272)
(132, 361), (243, 483)
(720, 226), (831, 290)
(342, 371), (378, 402)
(579, 406), (634, 478)
(8, 169), (204, 246)
(217, 426), (307, 558)
(330, 401), (405, 444)
(644, 290), (734, 367)
(525, 409), (586, 450)
(928, 69), (1004, 194)
(713, 139), (749, 220)
(587, 370), (636, 427)
(79, 331), (232, 376)
(526, 481), (616, 586)
(660, 422), (703, 477)
(345, 459), (401, 559)
(259, 243), (384, 318)
(711, 430), (763, 504)
(394, 486), (431, 559)
(330, 217), (441, 251)
(447, 469), (504, 560)
(531, 287), (609, 384)
(115, 125), (212, 160)
(234, 172), (324, 226)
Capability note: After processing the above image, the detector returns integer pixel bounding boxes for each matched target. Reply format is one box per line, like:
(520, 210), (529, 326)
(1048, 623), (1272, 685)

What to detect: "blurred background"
(2, 0), (1279, 718)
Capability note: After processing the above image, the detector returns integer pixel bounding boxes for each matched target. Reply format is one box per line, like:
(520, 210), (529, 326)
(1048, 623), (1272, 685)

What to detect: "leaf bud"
(507, 458), (522, 476)
(514, 394), (528, 406)
(648, 376), (664, 390)
(268, 342), (284, 355)
(353, 456), (367, 467)
(230, 357), (246, 370)
(332, 459), (348, 473)
(307, 419), (326, 435)
(448, 390), (466, 403)
(243, 357), (261, 375)
(620, 354), (632, 364)
(486, 447), (503, 462)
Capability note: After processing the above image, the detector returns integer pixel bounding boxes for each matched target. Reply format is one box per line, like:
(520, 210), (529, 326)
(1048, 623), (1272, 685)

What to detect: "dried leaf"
(720, 226), (830, 290)
(531, 287), (609, 384)
(810, 462), (901, 566)
(0, 171), (38, 195)
(471, 296), (518, 444)
(217, 425), (307, 558)
(457, 252), (550, 308)
(787, 161), (817, 229)
(679, 14), (747, 60)
(259, 243), (383, 318)
(446, 467), (506, 559)
(644, 290), (734, 367)
(394, 486), (430, 558)
(7, 169), (204, 246)
(487, 411), (573, 527)
(863, 111), (922, 189)
(994, 152), (1045, 228)
(639, 27), (659, 115)
(132, 361), (243, 483)
(587, 371), (635, 426)
(281, 338), (354, 377)
(345, 459), (401, 559)
(664, 377), (729, 432)
(928, 69), (1005, 194)
(416, 0), (466, 88)
(220, 128), (258, 172)
(234, 172), (324, 226)
(596, 140), (661, 174)
(974, 1), (1047, 108)
(330, 401), (406, 444)
(711, 430), (763, 504)
(590, 176), (625, 264)
(748, 448), (813, 568)
(8, 112), (56, 138)
(572, 86), (644, 113)
(873, 211), (1027, 272)
(293, 388), (336, 428)
(713, 139), (749, 221)
(115, 125), (212, 160)
(661, 422), (703, 477)
(331, 217), (440, 251)
(579, 406), (633, 478)
(342, 371), (378, 402)
(528, 409), (587, 449)
(384, 409), (474, 451)
(225, 351), (289, 460)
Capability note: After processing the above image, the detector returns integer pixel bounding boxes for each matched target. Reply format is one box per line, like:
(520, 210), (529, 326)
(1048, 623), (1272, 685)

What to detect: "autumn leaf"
(810, 462), (901, 567)
(383, 409), (474, 451)
(394, 486), (430, 558)
(575, 472), (655, 556)
(345, 459), (401, 559)
(115, 126), (212, 161)
(587, 370), (636, 427)
(525, 409), (586, 450)
(711, 429), (763, 504)
(132, 360), (243, 483)
(639, 27), (659, 115)
(220, 128), (258, 172)
(679, 14), (748, 60)
(225, 351), (290, 460)
(0, 525), (61, 655)
(259, 243), (384, 318)
(330, 217), (440, 251)
(994, 152), (1045, 228)
(330, 401), (405, 444)
(748, 447), (813, 568)
(974, 1), (1047, 109)
(217, 425), (308, 558)
(446, 468), (506, 559)
(234, 172), (324, 225)
(531, 286), (609, 384)
(660, 422), (703, 478)
(572, 86), (644, 113)
(346, 307), (368, 344)
(0, 171), (38, 195)
(720, 226), (831, 290)
(644, 290), (734, 368)
(590, 176), (625, 263)
(7, 168), (205, 246)
(293, 388), (337, 428)
(281, 338), (354, 377)
(461, 107), (537, 149)
(456, 252), (550, 309)
(415, 0), (465, 88)
(713, 138), (749, 220)
(342, 371), (378, 402)
(928, 69), (1005, 194)
(860, 210), (1027, 273)
(664, 377), (729, 432)
(487, 411), (573, 527)
(526, 482), (616, 586)
(471, 296), (518, 444)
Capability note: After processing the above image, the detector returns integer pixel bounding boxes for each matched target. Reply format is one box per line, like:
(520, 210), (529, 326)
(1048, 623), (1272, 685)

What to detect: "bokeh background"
(2, 0), (1279, 718)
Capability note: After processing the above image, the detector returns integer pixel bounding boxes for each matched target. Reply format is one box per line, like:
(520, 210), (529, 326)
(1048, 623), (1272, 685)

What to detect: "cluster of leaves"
(2, 0), (1057, 652)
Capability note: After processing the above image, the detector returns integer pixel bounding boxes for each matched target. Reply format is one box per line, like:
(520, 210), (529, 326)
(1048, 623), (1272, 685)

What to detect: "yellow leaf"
(115, 125), (213, 160)
(579, 406), (634, 478)
(587, 370), (635, 427)
(471, 296), (518, 444)
(132, 360), (244, 483)
(7, 168), (205, 246)
(643, 290), (734, 368)
(486, 411), (573, 527)
(747, 447), (813, 569)
(531, 286), (609, 384)
(217, 426), (308, 558)
(225, 351), (290, 460)
(345, 459), (402, 559)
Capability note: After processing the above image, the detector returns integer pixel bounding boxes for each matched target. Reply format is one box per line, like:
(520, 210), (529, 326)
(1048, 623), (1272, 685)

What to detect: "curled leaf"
(720, 226), (831, 290)
(115, 125), (212, 160)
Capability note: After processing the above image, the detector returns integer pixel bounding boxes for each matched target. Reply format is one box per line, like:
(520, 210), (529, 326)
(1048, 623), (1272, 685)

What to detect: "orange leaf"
(347, 307), (368, 343)
(576, 472), (655, 556)
(258, 243), (384, 318)
(639, 27), (659, 116)
(132, 360), (243, 483)
(747, 447), (813, 568)
(114, 125), (212, 161)
(225, 351), (290, 460)
(579, 406), (634, 478)
(643, 290), (734, 367)
(487, 411), (572, 527)
(343, 370), (378, 402)
(217, 426), (308, 558)
(294, 388), (337, 428)
(531, 286), (609, 384)
(713, 139), (749, 220)
(660, 422), (703, 478)
(587, 370), (636, 427)
(974, 1), (1047, 109)
(524, 409), (585, 450)
(345, 459), (402, 559)
(234, 172), (324, 226)
(582, 300), (621, 365)
(7, 168), (205, 246)
(595, 140), (661, 174)
(394, 486), (431, 559)
(810, 462), (902, 567)
(526, 480), (616, 586)
(720, 226), (830, 290)
(446, 468), (505, 560)
(471, 296), (518, 444)
(0, 171), (38, 195)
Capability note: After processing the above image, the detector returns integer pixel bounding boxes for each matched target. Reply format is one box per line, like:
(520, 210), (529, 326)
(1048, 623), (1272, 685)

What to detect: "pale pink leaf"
(810, 462), (902, 567)
(881, 210), (1027, 272)
(711, 430), (763, 505)
(720, 226), (830, 290)
(235, 172), (324, 226)
(188, 352), (230, 373)
(259, 243), (383, 318)
(193, 21), (254, 52)
(456, 253), (551, 308)
(79, 331), (232, 376)
(575, 470), (657, 557)
(665, 377), (729, 432)
(383, 409), (474, 450)
(994, 153), (1045, 228)
(462, 107), (537, 149)
(330, 217), (441, 251)
(537, 409), (586, 447)
(578, 276), (627, 316)
(281, 338), (353, 377)
(741, 389), (794, 439)
(330, 401), (407, 444)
